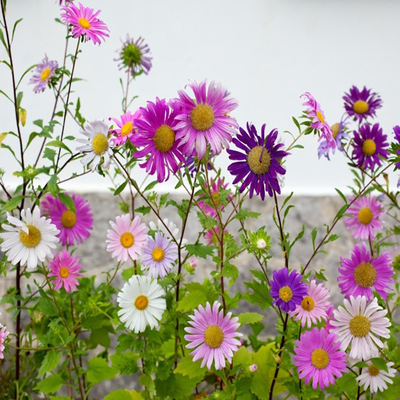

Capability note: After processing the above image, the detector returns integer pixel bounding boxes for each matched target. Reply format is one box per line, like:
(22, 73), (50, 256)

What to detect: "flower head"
(117, 35), (152, 75)
(293, 327), (347, 390)
(109, 110), (142, 146)
(204, 225), (226, 246)
(184, 302), (242, 370)
(29, 55), (58, 93)
(356, 360), (396, 394)
(197, 176), (232, 218)
(0, 208), (59, 270)
(343, 86), (382, 123)
(117, 275), (166, 333)
(61, 2), (109, 45)
(0, 325), (9, 359)
(393, 125), (400, 169)
(227, 123), (289, 200)
(318, 121), (349, 160)
(48, 250), (82, 292)
(270, 268), (308, 313)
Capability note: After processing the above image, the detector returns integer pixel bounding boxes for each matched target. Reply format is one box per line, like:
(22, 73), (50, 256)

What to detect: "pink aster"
(48, 250), (82, 292)
(338, 243), (393, 300)
(204, 226), (227, 246)
(293, 327), (347, 390)
(61, 2), (109, 45)
(173, 80), (238, 158)
(41, 193), (93, 247)
(109, 109), (142, 146)
(184, 302), (242, 370)
(29, 54), (58, 94)
(344, 195), (384, 240)
(106, 214), (148, 262)
(197, 176), (232, 218)
(0, 325), (9, 359)
(290, 280), (331, 328)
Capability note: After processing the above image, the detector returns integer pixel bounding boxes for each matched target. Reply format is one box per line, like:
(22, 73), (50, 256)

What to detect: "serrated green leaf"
(233, 346), (252, 367)
(234, 209), (261, 221)
(177, 290), (207, 312)
(38, 351), (61, 376)
(86, 357), (117, 384)
(34, 373), (63, 394)
(185, 243), (215, 259)
(135, 206), (151, 215)
(111, 352), (139, 375)
(238, 312), (264, 325)
(104, 390), (143, 400)
(174, 355), (206, 379)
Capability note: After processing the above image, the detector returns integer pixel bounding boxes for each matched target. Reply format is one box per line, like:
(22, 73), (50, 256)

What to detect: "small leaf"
(238, 312), (264, 325)
(19, 108), (27, 126)
(185, 243), (215, 259)
(2, 195), (25, 211)
(58, 193), (76, 213)
(86, 357), (117, 384)
(114, 180), (128, 196)
(34, 373), (64, 394)
(0, 132), (7, 146)
(174, 355), (206, 379)
(38, 351), (61, 376)
(46, 140), (72, 154)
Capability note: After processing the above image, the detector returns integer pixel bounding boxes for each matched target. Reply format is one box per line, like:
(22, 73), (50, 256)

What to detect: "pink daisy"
(290, 280), (331, 328)
(106, 214), (148, 262)
(133, 98), (185, 182)
(48, 250), (82, 292)
(184, 302), (242, 370)
(109, 109), (142, 146)
(338, 243), (393, 300)
(204, 226), (227, 246)
(197, 177), (232, 218)
(293, 327), (347, 390)
(61, 2), (109, 45)
(344, 195), (384, 240)
(0, 325), (9, 359)
(173, 80), (238, 159)
(41, 193), (93, 247)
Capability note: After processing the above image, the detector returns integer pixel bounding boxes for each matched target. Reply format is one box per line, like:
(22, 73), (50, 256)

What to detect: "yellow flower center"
(153, 125), (175, 153)
(316, 110), (325, 123)
(120, 232), (134, 248)
(92, 133), (108, 156)
(362, 139), (376, 156)
(121, 122), (133, 137)
(19, 225), (42, 248)
(279, 286), (293, 303)
(301, 296), (315, 311)
(61, 210), (77, 229)
(60, 266), (70, 279)
(354, 262), (377, 288)
(78, 18), (91, 29)
(353, 100), (369, 114)
(211, 191), (220, 206)
(152, 247), (165, 262)
(311, 349), (330, 369)
(368, 365), (380, 377)
(190, 104), (215, 131)
(349, 315), (371, 337)
(204, 325), (224, 348)
(358, 207), (373, 225)
(331, 123), (340, 139)
(247, 146), (271, 175)
(134, 295), (149, 310)
(40, 68), (51, 82)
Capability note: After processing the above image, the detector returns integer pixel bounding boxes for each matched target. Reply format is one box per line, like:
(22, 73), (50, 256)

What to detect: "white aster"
(149, 218), (187, 245)
(0, 208), (59, 270)
(356, 361), (396, 394)
(117, 275), (166, 333)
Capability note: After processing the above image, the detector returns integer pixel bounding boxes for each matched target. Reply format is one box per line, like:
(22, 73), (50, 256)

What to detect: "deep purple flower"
(227, 123), (289, 200)
(393, 125), (400, 168)
(343, 86), (382, 123)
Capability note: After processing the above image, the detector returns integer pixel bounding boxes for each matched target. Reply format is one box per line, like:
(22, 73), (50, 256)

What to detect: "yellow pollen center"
(301, 296), (315, 311)
(60, 267), (70, 279)
(368, 365), (380, 377)
(78, 18), (91, 29)
(353, 100), (369, 114)
(354, 262), (377, 287)
(92, 133), (108, 156)
(40, 68), (51, 82)
(247, 146), (271, 175)
(153, 125), (175, 152)
(212, 191), (220, 206)
(61, 210), (77, 229)
(331, 123), (340, 139)
(120, 232), (134, 248)
(316, 110), (325, 123)
(279, 286), (293, 303)
(204, 325), (224, 348)
(19, 225), (42, 248)
(362, 139), (376, 156)
(311, 349), (330, 369)
(190, 104), (215, 131)
(121, 122), (133, 137)
(358, 207), (373, 225)
(134, 295), (149, 310)
(152, 247), (165, 262)
(349, 315), (371, 337)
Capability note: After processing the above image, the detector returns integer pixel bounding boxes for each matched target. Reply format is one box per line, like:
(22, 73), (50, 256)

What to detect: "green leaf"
(122, 266), (135, 281)
(104, 390), (143, 400)
(135, 206), (151, 215)
(86, 357), (117, 384)
(223, 262), (239, 285)
(233, 346), (252, 367)
(111, 352), (139, 375)
(370, 357), (389, 372)
(177, 290), (208, 312)
(143, 180), (158, 192)
(11, 18), (23, 42)
(238, 312), (264, 325)
(335, 188), (347, 204)
(243, 280), (272, 310)
(311, 227), (318, 251)
(197, 211), (217, 230)
(58, 193), (76, 213)
(43, 148), (56, 162)
(185, 243), (215, 259)
(2, 195), (25, 211)
(234, 209), (261, 221)
(174, 355), (206, 379)
(48, 174), (59, 196)
(16, 91), (23, 108)
(114, 180), (128, 196)
(34, 373), (64, 394)
(38, 351), (61, 376)
(46, 140), (72, 154)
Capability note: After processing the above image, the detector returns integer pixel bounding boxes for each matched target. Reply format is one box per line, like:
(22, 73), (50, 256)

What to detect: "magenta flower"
(109, 109), (142, 146)
(29, 55), (58, 93)
(393, 126), (400, 169)
(61, 2), (109, 45)
(204, 226), (226, 246)
(293, 327), (346, 390)
(343, 86), (382, 123)
(338, 243), (393, 300)
(41, 193), (93, 247)
(48, 250), (82, 292)
(344, 195), (384, 240)
(0, 325), (9, 359)
(184, 302), (242, 370)
(173, 80), (238, 158)
(197, 177), (232, 218)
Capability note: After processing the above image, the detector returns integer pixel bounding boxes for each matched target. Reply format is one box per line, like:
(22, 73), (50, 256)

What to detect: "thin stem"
(123, 68), (131, 113)
(273, 191), (288, 268)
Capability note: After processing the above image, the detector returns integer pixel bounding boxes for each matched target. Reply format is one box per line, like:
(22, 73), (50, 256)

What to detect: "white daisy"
(117, 275), (166, 333)
(356, 361), (396, 393)
(330, 295), (390, 360)
(76, 120), (114, 171)
(149, 218), (187, 245)
(0, 208), (59, 270)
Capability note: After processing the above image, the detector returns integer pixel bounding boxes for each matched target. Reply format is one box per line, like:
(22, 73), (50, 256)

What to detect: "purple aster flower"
(109, 109), (142, 146)
(318, 120), (349, 160)
(48, 249), (82, 292)
(173, 80), (238, 158)
(117, 35), (152, 76)
(182, 151), (214, 178)
(227, 123), (289, 200)
(270, 268), (308, 312)
(352, 123), (389, 171)
(293, 327), (346, 390)
(184, 301), (242, 370)
(338, 243), (393, 300)
(141, 232), (178, 279)
(29, 55), (58, 94)
(133, 98), (185, 183)
(343, 86), (382, 123)
(393, 125), (400, 169)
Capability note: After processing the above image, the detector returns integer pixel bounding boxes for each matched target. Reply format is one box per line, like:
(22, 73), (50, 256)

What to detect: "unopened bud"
(249, 364), (258, 372)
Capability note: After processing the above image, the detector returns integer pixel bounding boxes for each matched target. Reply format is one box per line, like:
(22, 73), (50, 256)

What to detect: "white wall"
(1, 0), (400, 195)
